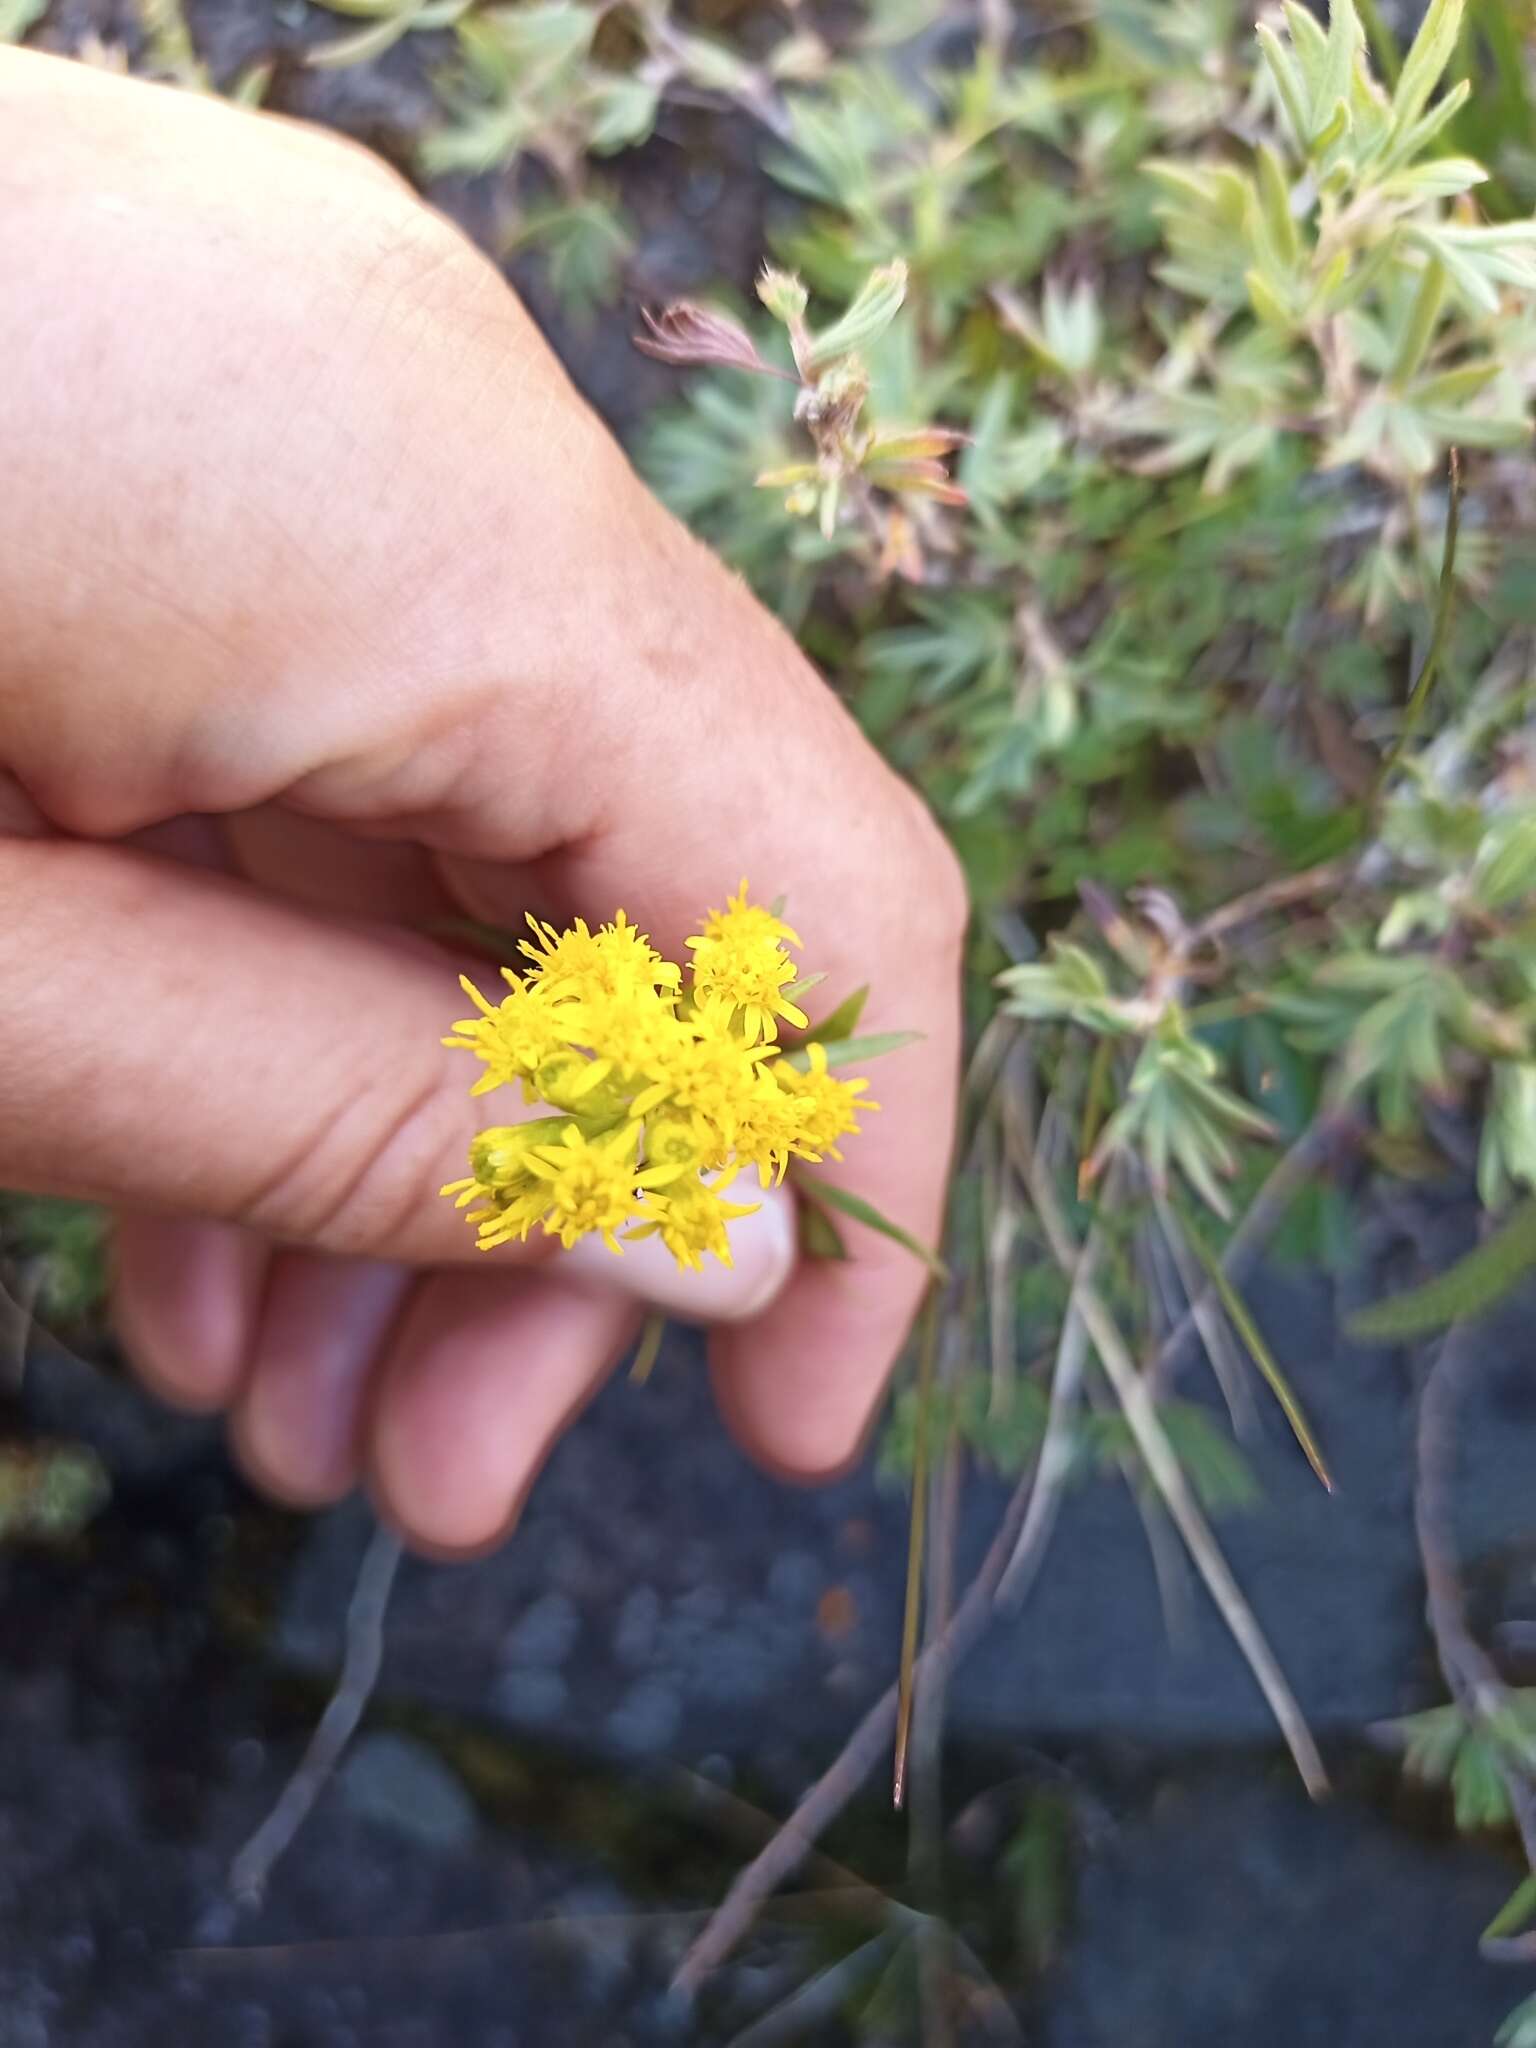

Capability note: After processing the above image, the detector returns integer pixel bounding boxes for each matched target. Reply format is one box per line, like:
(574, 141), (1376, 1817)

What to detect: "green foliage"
(1079, 1400), (1262, 1515)
(1, 1195), (107, 1327)
(1002, 1789), (1077, 1973)
(1349, 1197), (1536, 1339)
(0, 1442), (109, 1545)
(1387, 1689), (1536, 1830)
(0, 0), (48, 39)
(880, 1372), (1257, 1516)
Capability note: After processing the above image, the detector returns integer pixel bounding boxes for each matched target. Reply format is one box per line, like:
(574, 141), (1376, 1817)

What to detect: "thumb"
(1, 835), (797, 1314)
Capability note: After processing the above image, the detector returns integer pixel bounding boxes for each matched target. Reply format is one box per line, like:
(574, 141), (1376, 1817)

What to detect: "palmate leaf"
(1384, 1690), (1536, 1830)
(1349, 1197), (1536, 1339)
(1091, 1023), (1278, 1217)
(1082, 1401), (1262, 1515)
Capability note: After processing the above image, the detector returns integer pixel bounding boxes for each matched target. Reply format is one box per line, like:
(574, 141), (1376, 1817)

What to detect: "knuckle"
(889, 781), (970, 952)
(239, 1066), (460, 1260)
(341, 197), (491, 339)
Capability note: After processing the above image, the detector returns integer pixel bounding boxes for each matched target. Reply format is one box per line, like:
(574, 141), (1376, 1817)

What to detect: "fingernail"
(563, 1184), (797, 1323)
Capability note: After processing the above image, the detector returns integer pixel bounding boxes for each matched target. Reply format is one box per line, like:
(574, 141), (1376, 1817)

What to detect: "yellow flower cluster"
(440, 884), (875, 1269)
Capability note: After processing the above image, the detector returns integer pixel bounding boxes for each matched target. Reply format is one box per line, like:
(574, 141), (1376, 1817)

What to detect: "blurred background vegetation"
(10, 0), (1536, 2038)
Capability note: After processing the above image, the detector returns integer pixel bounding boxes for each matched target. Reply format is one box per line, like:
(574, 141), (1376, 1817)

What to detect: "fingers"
(115, 1230), (640, 1551)
(232, 1252), (414, 1505)
(526, 600), (968, 1476)
(0, 47), (966, 1502)
(0, 48), (624, 848)
(115, 1206), (795, 1543)
(367, 1266), (638, 1554)
(3, 834), (798, 1310)
(111, 1214), (270, 1412)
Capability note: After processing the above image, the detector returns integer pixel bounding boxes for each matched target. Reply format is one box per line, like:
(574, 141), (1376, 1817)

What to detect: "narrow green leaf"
(1256, 143), (1300, 265)
(1485, 1874), (1536, 1945)
(629, 1312), (666, 1385)
(799, 1200), (851, 1262)
(1393, 0), (1465, 132)
(1381, 445), (1462, 782)
(1183, 1212), (1335, 1490)
(1312, 98), (1352, 155)
(893, 1285), (939, 1808)
(1412, 358), (1500, 406)
(804, 984), (870, 1044)
(1382, 77), (1471, 171)
(229, 59), (274, 105)
(1390, 256), (1447, 384)
(306, 0), (424, 67)
(780, 972), (827, 1005)
(804, 261), (908, 374)
(1318, 0), (1362, 135)
(1356, 0), (1402, 84)
(1259, 23), (1313, 149)
(1283, 0), (1331, 91)
(779, 1029), (922, 1073)
(1247, 266), (1297, 331)
(1349, 1196), (1536, 1340)
(799, 1181), (947, 1275)
(0, 0), (48, 36)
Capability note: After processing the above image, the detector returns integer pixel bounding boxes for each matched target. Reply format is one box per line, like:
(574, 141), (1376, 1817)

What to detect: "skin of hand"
(0, 47), (966, 1556)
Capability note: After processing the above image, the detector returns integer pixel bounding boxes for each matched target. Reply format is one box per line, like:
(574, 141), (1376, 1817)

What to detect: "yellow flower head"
(732, 1072), (816, 1187)
(686, 880), (808, 1045)
(439, 884), (887, 1269)
(443, 975), (568, 1096)
(521, 911), (680, 1005)
(632, 1168), (759, 1271)
(770, 1040), (877, 1163)
(522, 1121), (684, 1254)
(629, 1019), (774, 1152)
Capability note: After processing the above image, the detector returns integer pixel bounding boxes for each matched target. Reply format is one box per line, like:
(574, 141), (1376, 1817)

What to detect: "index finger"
(511, 543), (967, 1478)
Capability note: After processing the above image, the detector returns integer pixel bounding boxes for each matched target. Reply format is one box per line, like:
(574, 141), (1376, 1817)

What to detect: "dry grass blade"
(1151, 1195), (1258, 1437)
(723, 1933), (897, 2047)
(228, 1522), (402, 1905)
(629, 1312), (667, 1385)
(1005, 1117), (1329, 1799)
(1151, 1108), (1356, 1393)
(893, 1283), (940, 1809)
(995, 1184), (1104, 1609)
(0, 1263), (40, 1393)
(671, 1458), (1040, 1997)
(1180, 1207), (1335, 1491)
(1381, 446), (1463, 787)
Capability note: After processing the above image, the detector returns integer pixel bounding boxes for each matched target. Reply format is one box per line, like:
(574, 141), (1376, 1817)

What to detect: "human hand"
(0, 48), (965, 1553)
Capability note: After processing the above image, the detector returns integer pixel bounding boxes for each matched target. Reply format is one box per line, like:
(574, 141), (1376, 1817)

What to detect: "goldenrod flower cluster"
(440, 884), (875, 1269)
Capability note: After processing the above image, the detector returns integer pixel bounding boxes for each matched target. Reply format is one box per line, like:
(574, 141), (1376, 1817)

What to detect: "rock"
(495, 1667), (569, 1725)
(340, 1733), (477, 1852)
(605, 1679), (682, 1756)
(767, 1549), (824, 1608)
(613, 1586), (661, 1670)
(502, 1592), (581, 1669)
